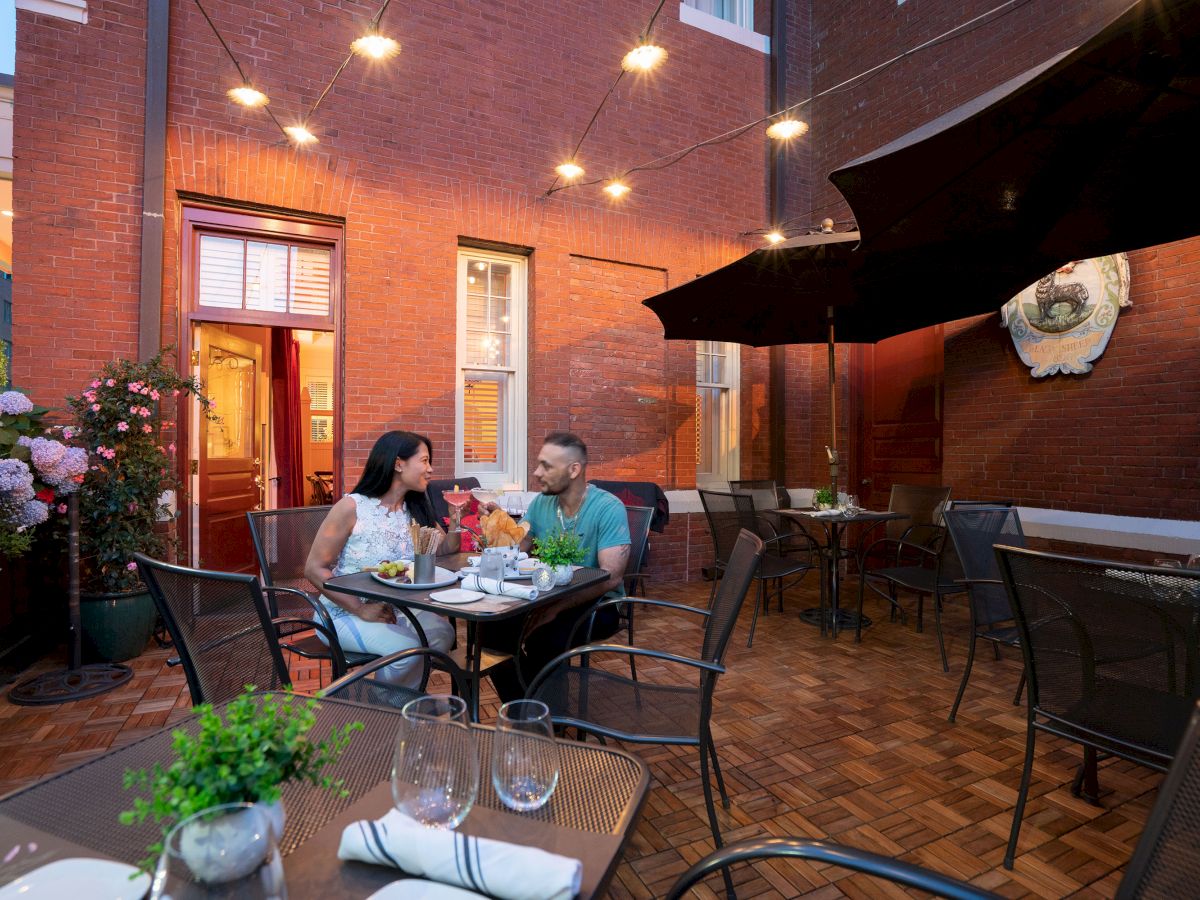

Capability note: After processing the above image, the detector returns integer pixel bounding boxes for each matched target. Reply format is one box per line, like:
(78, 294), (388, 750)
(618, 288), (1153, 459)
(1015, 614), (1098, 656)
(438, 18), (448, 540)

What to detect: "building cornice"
(15, 0), (88, 25)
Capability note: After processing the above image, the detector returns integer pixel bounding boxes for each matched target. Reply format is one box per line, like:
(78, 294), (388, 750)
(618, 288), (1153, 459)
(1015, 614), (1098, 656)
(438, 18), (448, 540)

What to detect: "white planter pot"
(552, 565), (574, 586)
(178, 800), (284, 884)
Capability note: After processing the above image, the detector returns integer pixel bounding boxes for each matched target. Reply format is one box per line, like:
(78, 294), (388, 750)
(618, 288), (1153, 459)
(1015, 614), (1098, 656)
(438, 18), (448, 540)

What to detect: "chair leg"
(746, 579), (763, 648)
(698, 732), (735, 900)
(949, 632), (978, 722)
(916, 593), (925, 633)
(707, 732), (730, 809)
(1013, 668), (1026, 706)
(777, 576), (784, 613)
(993, 642), (1002, 661)
(855, 574), (866, 643)
(1005, 723), (1037, 869)
(933, 593), (948, 673)
(1071, 747), (1101, 804)
(627, 610), (638, 682)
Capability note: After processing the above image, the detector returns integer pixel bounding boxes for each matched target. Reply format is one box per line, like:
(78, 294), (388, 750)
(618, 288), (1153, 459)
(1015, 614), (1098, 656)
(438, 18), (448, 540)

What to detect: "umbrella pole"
(826, 306), (839, 502)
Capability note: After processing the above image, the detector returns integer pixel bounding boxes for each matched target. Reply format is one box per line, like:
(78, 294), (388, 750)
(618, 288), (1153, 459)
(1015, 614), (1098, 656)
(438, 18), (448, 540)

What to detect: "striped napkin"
(459, 574), (539, 601)
(339, 809), (581, 900)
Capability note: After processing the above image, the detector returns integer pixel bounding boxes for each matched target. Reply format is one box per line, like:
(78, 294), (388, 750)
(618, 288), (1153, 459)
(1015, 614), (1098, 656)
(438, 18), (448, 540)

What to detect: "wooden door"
(196, 325), (266, 572)
(849, 326), (944, 508)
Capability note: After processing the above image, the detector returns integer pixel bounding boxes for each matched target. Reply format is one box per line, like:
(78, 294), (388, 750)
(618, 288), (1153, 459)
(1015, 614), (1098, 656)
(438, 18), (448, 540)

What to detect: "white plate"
(0, 858), (151, 900)
(366, 879), (484, 899)
(429, 588), (486, 605)
(370, 567), (459, 590)
(456, 566), (533, 581)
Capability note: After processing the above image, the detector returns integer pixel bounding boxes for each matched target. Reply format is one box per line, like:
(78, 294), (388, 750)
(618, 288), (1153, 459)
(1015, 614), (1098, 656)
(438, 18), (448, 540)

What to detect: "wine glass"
(842, 494), (860, 517)
(491, 700), (560, 812)
(392, 695), (479, 830)
(152, 802), (285, 898)
(442, 487), (473, 518)
(471, 487), (500, 507)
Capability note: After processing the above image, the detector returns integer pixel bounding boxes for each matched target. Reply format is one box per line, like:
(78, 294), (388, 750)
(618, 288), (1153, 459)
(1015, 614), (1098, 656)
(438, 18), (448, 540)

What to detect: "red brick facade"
(10, 0), (1199, 582)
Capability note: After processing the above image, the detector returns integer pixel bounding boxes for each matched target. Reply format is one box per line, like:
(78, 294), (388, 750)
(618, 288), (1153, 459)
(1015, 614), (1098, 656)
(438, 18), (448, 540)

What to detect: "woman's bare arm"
(304, 497), (395, 623)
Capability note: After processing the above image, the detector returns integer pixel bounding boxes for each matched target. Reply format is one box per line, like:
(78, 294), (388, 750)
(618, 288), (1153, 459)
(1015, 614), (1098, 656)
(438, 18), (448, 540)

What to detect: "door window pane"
(206, 346), (256, 458)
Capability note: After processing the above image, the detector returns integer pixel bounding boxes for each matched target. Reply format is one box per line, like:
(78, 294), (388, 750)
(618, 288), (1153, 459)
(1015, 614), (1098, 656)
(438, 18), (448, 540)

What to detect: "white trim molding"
(16, 0), (88, 24)
(679, 2), (769, 53)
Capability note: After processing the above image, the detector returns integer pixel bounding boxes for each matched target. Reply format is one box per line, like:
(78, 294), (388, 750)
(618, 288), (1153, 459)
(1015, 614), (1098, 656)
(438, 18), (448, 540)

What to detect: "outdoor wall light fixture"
(604, 181), (632, 198)
(227, 85), (269, 107)
(351, 32), (400, 60)
(621, 43), (668, 72)
(555, 161), (585, 180)
(284, 125), (318, 145)
(766, 117), (809, 140)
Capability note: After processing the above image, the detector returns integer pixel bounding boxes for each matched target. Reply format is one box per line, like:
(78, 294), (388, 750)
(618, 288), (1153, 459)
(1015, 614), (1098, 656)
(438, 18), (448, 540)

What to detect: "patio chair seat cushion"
(1052, 679), (1193, 760)
(532, 664), (702, 743)
(868, 565), (963, 595)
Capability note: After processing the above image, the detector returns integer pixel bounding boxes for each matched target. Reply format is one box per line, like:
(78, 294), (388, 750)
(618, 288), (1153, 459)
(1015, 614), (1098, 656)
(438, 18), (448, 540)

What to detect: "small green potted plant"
(121, 688), (361, 878)
(812, 487), (835, 511)
(533, 529), (587, 585)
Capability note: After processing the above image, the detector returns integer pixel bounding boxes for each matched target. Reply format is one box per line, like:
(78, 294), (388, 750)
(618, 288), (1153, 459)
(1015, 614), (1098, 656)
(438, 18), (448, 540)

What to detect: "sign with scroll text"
(1001, 254), (1131, 377)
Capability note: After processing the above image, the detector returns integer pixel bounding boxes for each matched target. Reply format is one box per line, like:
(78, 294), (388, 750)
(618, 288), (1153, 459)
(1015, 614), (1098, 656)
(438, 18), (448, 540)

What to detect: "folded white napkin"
(808, 508), (842, 517)
(460, 574), (539, 601)
(339, 809), (581, 900)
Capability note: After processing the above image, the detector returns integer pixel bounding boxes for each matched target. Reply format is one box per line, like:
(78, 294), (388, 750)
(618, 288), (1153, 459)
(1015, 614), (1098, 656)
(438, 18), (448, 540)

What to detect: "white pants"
(318, 607), (455, 688)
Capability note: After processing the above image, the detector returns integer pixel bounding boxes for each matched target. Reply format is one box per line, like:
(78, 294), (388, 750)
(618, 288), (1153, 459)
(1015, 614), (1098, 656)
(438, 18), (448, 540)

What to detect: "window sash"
(197, 234), (332, 318)
(696, 341), (739, 483)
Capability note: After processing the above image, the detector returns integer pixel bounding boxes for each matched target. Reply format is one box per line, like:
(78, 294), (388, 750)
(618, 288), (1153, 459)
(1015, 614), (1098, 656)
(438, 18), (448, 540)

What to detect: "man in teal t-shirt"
(481, 431), (631, 701)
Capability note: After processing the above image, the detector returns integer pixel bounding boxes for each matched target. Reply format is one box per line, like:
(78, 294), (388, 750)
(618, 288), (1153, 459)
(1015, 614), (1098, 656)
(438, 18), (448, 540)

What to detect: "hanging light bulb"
(351, 32), (400, 60)
(622, 43), (668, 72)
(766, 117), (809, 140)
(555, 161), (584, 180)
(227, 85), (269, 108)
(603, 181), (631, 198)
(765, 231), (785, 245)
(0, 209), (13, 218)
(284, 125), (318, 145)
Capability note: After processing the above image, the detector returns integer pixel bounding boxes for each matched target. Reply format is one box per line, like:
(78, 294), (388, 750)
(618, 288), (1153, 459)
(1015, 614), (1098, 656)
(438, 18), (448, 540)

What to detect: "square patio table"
(0, 694), (649, 899)
(326, 554), (610, 718)
(771, 509), (907, 637)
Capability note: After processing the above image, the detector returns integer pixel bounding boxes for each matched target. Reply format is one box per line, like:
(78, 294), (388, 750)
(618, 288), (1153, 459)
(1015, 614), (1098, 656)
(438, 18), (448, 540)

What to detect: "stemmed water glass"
(491, 699), (560, 812)
(391, 695), (479, 830)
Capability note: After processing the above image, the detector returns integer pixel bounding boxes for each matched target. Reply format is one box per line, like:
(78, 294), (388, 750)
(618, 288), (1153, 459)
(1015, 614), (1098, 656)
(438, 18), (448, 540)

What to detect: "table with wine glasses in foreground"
(0, 694), (650, 899)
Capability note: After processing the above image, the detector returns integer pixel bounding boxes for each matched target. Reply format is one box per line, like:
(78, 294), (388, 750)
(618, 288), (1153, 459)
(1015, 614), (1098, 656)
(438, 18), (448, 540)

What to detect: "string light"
(284, 125), (318, 145)
(351, 32), (400, 60)
(227, 85), (269, 107)
(555, 161), (585, 180)
(604, 181), (631, 199)
(621, 43), (667, 72)
(766, 117), (808, 140)
(764, 231), (785, 244)
(1, 210), (13, 218)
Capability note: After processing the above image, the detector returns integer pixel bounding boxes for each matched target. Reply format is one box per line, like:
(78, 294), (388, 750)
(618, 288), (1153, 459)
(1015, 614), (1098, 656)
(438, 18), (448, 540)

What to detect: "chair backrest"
(729, 479), (786, 512)
(701, 529), (765, 664)
(887, 484), (952, 542)
(698, 489), (758, 569)
(944, 506), (1025, 628)
(996, 546), (1200, 764)
(425, 476), (481, 524)
(625, 505), (654, 579)
(247, 506), (330, 612)
(948, 499), (1015, 508)
(1118, 701), (1200, 898)
(306, 474), (333, 505)
(135, 553), (292, 707)
(588, 479), (670, 533)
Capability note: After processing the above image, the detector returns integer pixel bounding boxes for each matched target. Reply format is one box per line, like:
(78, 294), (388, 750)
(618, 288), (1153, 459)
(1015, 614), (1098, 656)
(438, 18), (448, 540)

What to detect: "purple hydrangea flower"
(16, 500), (49, 527)
(0, 458), (34, 494)
(0, 391), (35, 416)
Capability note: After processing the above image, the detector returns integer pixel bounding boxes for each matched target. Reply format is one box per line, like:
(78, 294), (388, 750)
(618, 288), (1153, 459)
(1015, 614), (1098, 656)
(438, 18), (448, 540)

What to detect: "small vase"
(177, 799), (284, 884)
(552, 564), (574, 586)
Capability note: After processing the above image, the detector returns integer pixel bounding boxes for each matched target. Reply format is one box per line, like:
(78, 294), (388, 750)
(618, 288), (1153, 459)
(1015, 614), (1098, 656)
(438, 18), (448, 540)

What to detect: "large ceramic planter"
(80, 588), (157, 663)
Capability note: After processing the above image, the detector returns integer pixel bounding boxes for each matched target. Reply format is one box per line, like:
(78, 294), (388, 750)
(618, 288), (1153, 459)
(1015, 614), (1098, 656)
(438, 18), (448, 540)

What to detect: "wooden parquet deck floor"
(0, 575), (1161, 898)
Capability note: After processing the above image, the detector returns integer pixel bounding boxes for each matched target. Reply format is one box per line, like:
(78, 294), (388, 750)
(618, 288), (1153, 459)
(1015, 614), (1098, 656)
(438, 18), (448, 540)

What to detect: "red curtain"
(270, 329), (306, 508)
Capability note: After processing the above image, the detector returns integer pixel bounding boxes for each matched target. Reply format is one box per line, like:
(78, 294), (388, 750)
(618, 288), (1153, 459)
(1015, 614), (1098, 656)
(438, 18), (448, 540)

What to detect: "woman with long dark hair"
(304, 430), (461, 686)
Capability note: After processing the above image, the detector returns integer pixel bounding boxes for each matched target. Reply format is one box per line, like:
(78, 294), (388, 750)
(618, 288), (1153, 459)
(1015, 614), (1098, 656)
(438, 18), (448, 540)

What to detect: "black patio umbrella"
(830, 0), (1200, 283)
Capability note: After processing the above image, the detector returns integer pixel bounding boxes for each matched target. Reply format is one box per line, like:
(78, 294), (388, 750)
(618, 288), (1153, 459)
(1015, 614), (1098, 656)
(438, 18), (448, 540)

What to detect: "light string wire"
(547, 0), (1035, 206)
(543, 0), (670, 195)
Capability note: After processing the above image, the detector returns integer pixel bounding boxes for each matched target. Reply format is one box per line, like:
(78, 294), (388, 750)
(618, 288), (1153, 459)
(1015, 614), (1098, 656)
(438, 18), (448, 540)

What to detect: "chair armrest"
(318, 646), (469, 702)
(270, 615), (348, 678)
(665, 837), (998, 900)
(526, 642), (725, 696)
(862, 537), (938, 568)
(570, 595), (709, 646)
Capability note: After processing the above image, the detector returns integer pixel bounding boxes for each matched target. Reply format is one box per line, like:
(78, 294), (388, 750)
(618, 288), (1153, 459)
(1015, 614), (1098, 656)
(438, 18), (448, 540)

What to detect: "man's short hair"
(543, 431), (588, 464)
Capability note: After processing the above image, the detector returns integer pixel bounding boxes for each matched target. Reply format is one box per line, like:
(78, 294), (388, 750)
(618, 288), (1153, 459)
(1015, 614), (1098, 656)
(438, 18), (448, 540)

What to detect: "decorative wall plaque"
(1001, 254), (1131, 377)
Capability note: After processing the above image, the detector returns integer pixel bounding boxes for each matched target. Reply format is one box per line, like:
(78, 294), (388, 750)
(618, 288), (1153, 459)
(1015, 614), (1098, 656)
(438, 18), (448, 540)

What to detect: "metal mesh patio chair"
(996, 545), (1200, 868)
(667, 698), (1200, 897)
(728, 479), (790, 512)
(527, 529), (765, 876)
(855, 484), (958, 670)
(248, 507), (379, 679)
(699, 489), (819, 647)
(319, 646), (471, 711)
(943, 506), (1027, 722)
(134, 553), (344, 706)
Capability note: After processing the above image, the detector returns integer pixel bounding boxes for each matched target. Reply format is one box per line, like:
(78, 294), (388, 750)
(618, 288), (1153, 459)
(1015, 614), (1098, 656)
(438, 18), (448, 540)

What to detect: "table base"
(798, 607), (872, 631)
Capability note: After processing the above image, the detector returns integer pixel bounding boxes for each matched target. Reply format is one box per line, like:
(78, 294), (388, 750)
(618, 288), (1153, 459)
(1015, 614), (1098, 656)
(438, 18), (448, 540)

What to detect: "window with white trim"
(456, 249), (527, 488)
(682, 0), (752, 30)
(197, 235), (331, 317)
(696, 340), (740, 487)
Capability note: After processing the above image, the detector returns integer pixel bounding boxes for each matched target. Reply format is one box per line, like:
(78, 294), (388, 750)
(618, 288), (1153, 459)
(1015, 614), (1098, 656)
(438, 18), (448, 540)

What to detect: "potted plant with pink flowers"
(65, 349), (214, 663)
